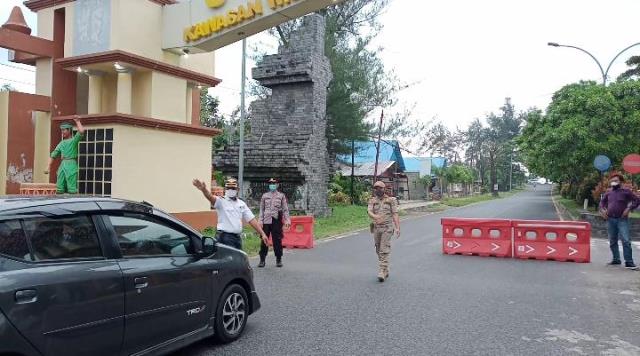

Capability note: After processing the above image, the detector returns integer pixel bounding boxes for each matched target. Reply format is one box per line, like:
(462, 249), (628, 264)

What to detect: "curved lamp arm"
(548, 42), (606, 84)
(604, 42), (640, 82)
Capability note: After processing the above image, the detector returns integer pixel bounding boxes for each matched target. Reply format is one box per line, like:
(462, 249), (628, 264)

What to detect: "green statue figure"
(45, 117), (85, 194)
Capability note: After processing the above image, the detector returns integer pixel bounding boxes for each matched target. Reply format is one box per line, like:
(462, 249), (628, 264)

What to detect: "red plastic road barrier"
(512, 220), (590, 263)
(441, 218), (512, 258)
(268, 216), (314, 249)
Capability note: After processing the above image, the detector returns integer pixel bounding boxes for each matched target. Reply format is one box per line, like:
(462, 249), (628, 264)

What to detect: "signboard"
(593, 155), (611, 172)
(623, 154), (640, 174)
(162, 0), (345, 53)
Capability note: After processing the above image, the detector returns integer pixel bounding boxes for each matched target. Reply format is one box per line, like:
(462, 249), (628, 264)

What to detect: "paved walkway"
(397, 199), (439, 211)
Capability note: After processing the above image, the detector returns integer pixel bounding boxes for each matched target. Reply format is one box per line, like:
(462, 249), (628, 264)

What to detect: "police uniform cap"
(225, 178), (239, 188)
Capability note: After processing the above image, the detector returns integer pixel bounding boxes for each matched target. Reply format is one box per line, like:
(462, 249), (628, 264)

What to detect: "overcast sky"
(3, 0), (640, 133)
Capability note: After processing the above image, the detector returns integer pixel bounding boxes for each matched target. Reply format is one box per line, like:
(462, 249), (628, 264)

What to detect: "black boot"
(258, 259), (265, 268)
(276, 258), (283, 268)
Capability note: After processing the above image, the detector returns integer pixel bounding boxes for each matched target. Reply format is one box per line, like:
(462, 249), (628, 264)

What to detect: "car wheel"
(214, 284), (248, 343)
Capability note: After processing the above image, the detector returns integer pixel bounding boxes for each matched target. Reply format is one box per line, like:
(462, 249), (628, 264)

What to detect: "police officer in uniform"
(258, 178), (291, 268)
(368, 181), (401, 282)
(193, 178), (268, 250)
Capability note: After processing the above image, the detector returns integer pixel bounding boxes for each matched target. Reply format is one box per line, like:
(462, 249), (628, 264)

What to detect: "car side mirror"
(198, 236), (217, 257)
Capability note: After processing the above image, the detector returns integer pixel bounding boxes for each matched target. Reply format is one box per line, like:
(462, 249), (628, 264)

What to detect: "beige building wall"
(132, 71), (152, 117)
(32, 112), (52, 184)
(36, 7), (54, 40)
(64, 3), (75, 57)
(111, 0), (163, 61)
(36, 3), (75, 55)
(150, 73), (187, 122)
(110, 125), (211, 213)
(180, 53), (216, 77)
(0, 92), (9, 195)
(102, 73), (118, 113)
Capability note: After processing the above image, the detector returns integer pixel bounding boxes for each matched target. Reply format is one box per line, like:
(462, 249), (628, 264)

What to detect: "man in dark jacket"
(599, 173), (640, 270)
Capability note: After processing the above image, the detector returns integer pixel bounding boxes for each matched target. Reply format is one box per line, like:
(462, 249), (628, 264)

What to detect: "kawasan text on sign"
(184, 0), (297, 43)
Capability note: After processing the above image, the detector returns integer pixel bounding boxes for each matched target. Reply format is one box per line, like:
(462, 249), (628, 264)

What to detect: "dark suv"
(0, 196), (260, 356)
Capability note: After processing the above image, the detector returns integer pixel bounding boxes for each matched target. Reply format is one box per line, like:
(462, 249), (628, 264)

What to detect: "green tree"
(518, 80), (640, 201)
(617, 55), (640, 81)
(444, 164), (474, 184)
(0, 84), (14, 91)
(419, 122), (463, 163)
(199, 90), (244, 152)
(475, 98), (522, 196)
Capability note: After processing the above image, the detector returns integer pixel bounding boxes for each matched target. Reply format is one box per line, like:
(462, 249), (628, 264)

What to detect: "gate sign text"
(162, 0), (344, 53)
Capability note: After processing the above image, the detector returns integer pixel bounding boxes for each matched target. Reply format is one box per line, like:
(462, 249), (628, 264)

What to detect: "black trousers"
(260, 219), (283, 259)
(216, 231), (242, 250)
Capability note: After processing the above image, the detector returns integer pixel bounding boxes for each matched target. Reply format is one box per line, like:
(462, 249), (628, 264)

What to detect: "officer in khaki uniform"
(368, 181), (401, 282)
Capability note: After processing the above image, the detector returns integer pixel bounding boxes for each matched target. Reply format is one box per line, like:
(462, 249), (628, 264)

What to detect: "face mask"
(611, 182), (620, 189)
(269, 184), (277, 192)
(374, 189), (384, 197)
(225, 189), (238, 199)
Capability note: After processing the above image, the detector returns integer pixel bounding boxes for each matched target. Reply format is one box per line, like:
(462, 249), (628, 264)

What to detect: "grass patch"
(441, 190), (522, 208)
(314, 205), (370, 239)
(202, 205), (371, 256)
(203, 227), (264, 257)
(555, 196), (586, 219)
(556, 196), (640, 219)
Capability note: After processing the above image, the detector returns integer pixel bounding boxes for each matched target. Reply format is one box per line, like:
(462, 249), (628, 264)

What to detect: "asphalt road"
(179, 186), (640, 356)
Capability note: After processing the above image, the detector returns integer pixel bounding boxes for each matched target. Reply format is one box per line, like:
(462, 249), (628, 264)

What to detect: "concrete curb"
(551, 194), (576, 221)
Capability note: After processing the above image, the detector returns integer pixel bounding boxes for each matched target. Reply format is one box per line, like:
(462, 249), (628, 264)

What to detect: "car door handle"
(15, 289), (37, 304)
(134, 277), (148, 289)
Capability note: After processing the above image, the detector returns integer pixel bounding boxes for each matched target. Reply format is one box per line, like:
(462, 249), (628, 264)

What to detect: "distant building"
(337, 140), (409, 199)
(337, 140), (449, 201)
(403, 156), (447, 200)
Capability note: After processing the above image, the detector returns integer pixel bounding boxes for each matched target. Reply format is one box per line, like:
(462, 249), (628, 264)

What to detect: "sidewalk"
(398, 200), (440, 212)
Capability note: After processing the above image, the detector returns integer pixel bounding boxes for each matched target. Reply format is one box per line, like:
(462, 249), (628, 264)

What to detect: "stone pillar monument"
(215, 14), (332, 217)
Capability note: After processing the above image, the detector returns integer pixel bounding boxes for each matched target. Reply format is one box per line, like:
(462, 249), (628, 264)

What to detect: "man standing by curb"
(368, 181), (401, 282)
(258, 178), (291, 268)
(600, 173), (640, 270)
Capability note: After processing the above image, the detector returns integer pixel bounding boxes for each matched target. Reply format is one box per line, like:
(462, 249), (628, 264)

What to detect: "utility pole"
(373, 110), (384, 181)
(350, 139), (355, 204)
(238, 38), (247, 198)
(509, 150), (513, 191)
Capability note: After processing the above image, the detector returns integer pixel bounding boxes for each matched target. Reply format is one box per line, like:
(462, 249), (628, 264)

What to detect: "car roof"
(0, 195), (150, 212)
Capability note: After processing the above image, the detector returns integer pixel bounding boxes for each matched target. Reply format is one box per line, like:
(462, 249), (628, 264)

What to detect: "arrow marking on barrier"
(569, 247), (578, 256)
(491, 243), (500, 251)
(525, 245), (535, 254)
(447, 241), (462, 249)
(546, 246), (557, 255)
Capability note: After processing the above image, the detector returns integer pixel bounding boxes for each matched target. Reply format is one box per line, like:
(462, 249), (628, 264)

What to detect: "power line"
(0, 77), (35, 86)
(0, 62), (36, 72)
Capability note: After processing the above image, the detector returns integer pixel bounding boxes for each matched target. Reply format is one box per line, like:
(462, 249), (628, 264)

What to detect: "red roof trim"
(53, 113), (221, 137)
(56, 50), (221, 87)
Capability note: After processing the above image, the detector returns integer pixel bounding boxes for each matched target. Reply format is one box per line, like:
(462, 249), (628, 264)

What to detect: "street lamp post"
(548, 42), (640, 85)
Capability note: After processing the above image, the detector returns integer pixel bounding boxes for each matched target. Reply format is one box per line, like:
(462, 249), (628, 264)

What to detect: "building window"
(79, 128), (113, 196)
